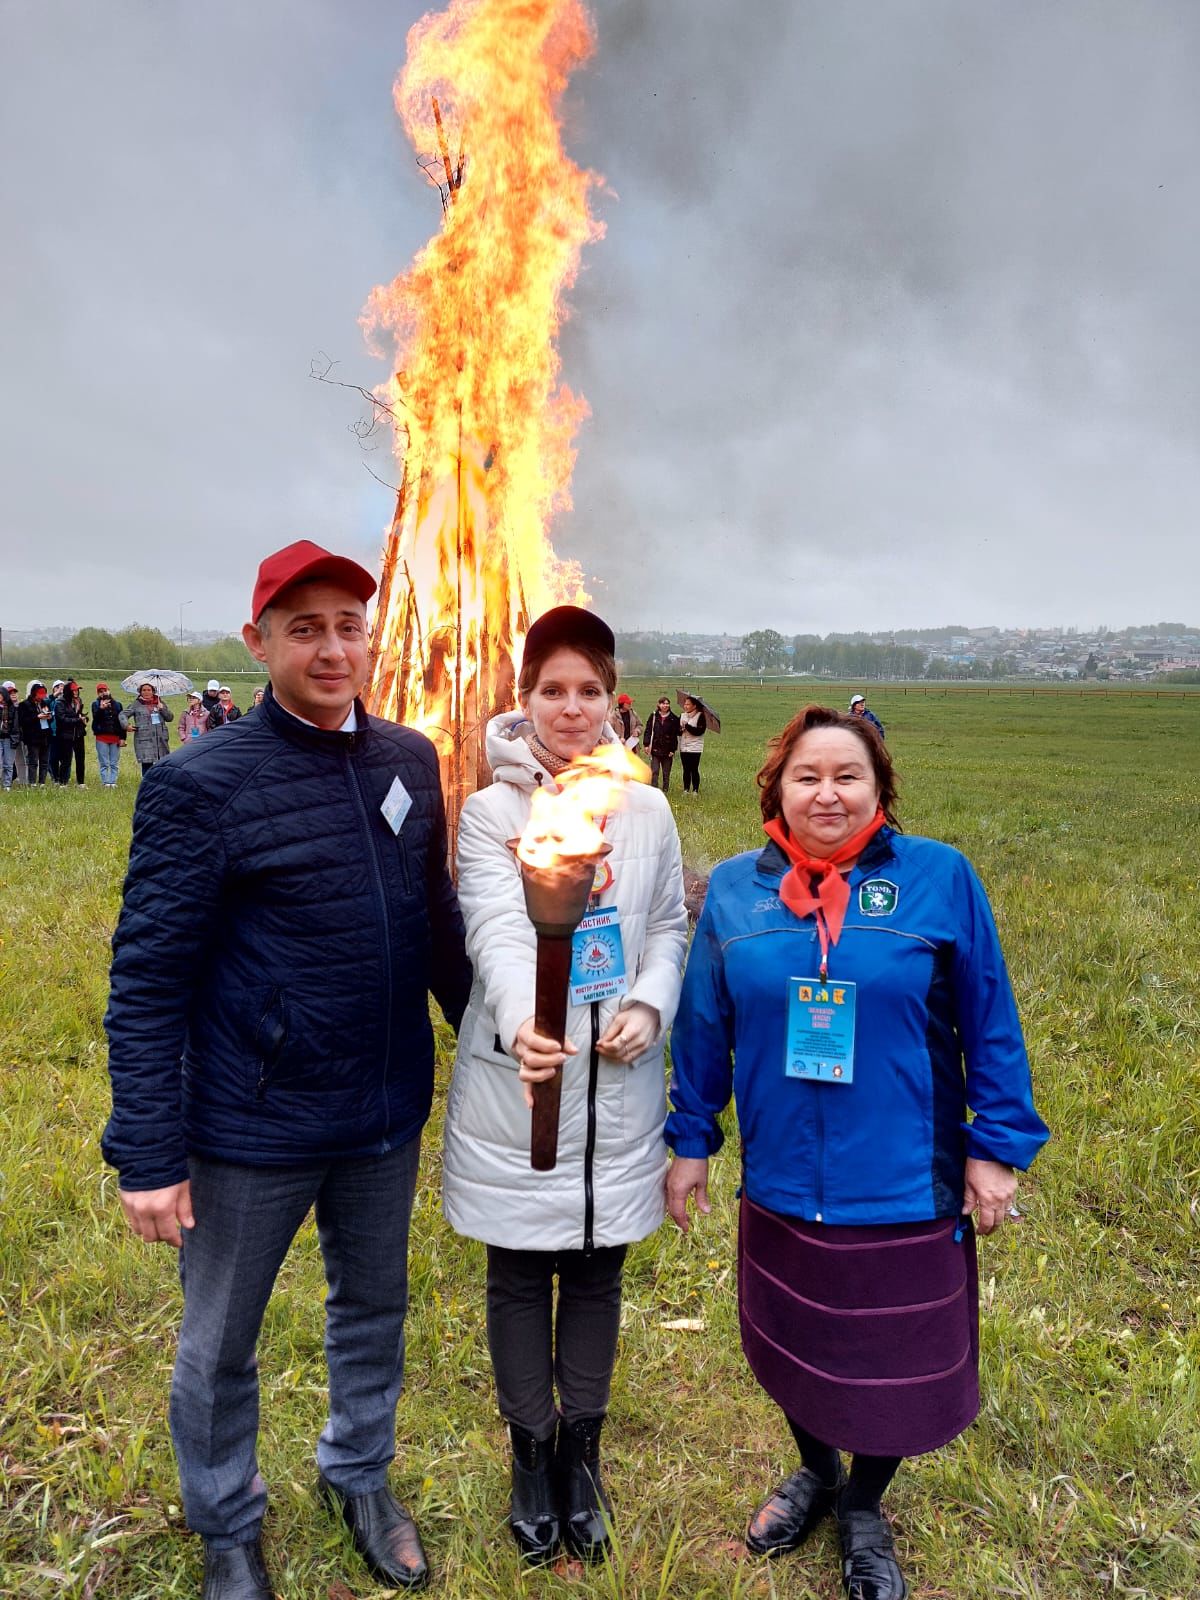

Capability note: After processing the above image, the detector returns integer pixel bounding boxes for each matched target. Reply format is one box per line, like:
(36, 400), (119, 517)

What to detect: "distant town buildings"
(616, 624), (1200, 682)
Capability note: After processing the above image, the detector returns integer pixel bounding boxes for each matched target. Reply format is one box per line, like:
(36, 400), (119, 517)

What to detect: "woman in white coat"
(443, 605), (687, 1565)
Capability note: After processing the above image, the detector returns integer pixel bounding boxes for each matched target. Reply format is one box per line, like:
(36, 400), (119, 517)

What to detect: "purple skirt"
(738, 1195), (979, 1457)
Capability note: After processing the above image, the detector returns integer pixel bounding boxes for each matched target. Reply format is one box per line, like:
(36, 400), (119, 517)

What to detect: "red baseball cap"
(251, 539), (377, 621)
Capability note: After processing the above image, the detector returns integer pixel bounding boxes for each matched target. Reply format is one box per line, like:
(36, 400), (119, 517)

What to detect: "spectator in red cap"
(610, 691), (642, 750)
(103, 539), (472, 1600)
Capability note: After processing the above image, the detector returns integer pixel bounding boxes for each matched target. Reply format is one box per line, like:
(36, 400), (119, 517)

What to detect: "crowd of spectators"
(0, 676), (265, 789)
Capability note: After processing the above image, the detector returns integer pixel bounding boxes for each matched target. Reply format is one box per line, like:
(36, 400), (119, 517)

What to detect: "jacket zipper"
(583, 1002), (600, 1256)
(346, 751), (394, 1142)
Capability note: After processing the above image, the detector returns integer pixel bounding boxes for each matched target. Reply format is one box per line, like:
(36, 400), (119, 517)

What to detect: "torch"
(509, 842), (612, 1171)
(508, 742), (648, 1171)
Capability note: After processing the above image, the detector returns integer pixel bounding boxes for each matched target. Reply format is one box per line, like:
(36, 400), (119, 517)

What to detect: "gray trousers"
(485, 1243), (627, 1438)
(171, 1136), (420, 1548)
(648, 752), (673, 791)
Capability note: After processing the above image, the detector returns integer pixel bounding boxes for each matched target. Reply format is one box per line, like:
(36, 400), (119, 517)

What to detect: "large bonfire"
(363, 0), (603, 855)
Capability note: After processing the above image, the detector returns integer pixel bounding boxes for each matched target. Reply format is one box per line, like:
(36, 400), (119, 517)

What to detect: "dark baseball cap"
(523, 605), (615, 662)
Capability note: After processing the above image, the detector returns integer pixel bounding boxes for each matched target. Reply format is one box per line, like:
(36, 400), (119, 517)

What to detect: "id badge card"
(380, 775), (413, 835)
(150, 711), (161, 724)
(569, 907), (629, 1005)
(784, 977), (857, 1083)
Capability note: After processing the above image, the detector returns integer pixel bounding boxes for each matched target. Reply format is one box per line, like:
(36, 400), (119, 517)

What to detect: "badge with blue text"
(784, 977), (857, 1083)
(569, 907), (628, 1005)
(858, 879), (899, 916)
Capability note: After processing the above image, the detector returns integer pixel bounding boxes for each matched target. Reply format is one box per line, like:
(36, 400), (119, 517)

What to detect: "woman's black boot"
(508, 1424), (560, 1565)
(557, 1414), (612, 1562)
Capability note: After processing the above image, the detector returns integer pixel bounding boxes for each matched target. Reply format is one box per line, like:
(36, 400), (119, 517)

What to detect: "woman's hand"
(666, 1155), (711, 1233)
(512, 1018), (577, 1110)
(596, 1001), (660, 1063)
(962, 1157), (1018, 1235)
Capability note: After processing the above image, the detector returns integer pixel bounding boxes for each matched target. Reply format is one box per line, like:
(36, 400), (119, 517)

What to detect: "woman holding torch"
(442, 605), (687, 1566)
(665, 704), (1048, 1600)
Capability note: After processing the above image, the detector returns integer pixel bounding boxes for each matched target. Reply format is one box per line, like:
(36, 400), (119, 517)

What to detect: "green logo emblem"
(858, 879), (899, 917)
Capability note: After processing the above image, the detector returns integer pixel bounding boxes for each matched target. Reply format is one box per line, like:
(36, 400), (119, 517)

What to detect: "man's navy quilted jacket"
(102, 686), (471, 1190)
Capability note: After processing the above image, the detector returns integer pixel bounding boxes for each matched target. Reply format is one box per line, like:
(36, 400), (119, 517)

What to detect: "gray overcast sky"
(2, 0), (1197, 637)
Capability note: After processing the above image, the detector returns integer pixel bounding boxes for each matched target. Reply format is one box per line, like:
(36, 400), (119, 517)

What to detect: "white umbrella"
(120, 669), (194, 697)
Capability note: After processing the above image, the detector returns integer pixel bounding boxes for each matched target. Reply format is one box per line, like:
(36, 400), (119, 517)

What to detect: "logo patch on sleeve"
(858, 879), (899, 916)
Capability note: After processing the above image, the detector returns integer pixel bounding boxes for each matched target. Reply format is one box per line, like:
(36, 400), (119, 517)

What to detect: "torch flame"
(516, 742), (650, 869)
(363, 0), (604, 860)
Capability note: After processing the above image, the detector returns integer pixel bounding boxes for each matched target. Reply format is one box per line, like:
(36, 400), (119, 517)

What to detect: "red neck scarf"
(762, 806), (888, 974)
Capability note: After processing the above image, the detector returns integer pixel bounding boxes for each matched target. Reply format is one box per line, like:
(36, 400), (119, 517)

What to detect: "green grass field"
(2, 683), (1198, 1598)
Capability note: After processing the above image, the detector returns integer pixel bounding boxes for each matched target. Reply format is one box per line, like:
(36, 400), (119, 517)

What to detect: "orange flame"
(516, 743), (650, 869)
(363, 0), (603, 828)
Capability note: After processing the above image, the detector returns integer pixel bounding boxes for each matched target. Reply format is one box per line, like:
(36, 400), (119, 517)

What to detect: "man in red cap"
(610, 691), (642, 750)
(103, 540), (472, 1599)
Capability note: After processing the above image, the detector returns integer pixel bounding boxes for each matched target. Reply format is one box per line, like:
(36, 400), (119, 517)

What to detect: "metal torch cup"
(508, 841), (612, 1172)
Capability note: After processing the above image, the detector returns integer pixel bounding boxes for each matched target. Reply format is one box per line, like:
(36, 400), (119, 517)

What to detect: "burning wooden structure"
(364, 0), (603, 862)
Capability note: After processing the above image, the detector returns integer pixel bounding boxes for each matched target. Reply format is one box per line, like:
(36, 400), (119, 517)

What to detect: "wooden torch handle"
(530, 934), (572, 1172)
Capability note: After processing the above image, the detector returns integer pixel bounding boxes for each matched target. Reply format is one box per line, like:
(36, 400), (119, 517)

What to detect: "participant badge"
(858, 879), (899, 916)
(569, 907), (628, 1005)
(784, 977), (857, 1083)
(380, 775), (413, 835)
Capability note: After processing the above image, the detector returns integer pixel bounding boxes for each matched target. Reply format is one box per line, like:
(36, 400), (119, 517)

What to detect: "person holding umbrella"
(122, 682), (175, 775)
(677, 696), (707, 795)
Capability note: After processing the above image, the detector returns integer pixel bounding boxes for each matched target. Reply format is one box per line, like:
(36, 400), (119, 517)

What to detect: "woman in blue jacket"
(665, 704), (1048, 1600)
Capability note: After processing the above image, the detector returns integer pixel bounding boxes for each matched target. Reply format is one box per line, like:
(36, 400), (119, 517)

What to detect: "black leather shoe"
(746, 1465), (844, 1556)
(201, 1537), (274, 1600)
(320, 1475), (430, 1590)
(837, 1499), (908, 1600)
(509, 1424), (560, 1564)
(556, 1414), (612, 1563)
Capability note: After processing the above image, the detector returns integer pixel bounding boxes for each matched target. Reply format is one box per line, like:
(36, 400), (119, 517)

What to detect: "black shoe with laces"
(201, 1537), (274, 1600)
(837, 1495), (908, 1600)
(746, 1465), (844, 1557)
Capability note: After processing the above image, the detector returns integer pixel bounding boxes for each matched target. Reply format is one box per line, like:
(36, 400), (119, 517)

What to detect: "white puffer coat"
(442, 712), (688, 1251)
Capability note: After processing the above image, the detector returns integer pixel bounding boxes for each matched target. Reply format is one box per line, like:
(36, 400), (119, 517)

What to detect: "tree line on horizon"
(0, 625), (256, 676)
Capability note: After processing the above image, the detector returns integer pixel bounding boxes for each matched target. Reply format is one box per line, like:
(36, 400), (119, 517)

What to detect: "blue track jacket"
(665, 829), (1048, 1224)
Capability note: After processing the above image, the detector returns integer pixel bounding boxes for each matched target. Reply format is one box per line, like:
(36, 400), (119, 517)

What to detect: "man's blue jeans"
(170, 1136), (421, 1549)
(0, 737), (14, 790)
(95, 741), (121, 786)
